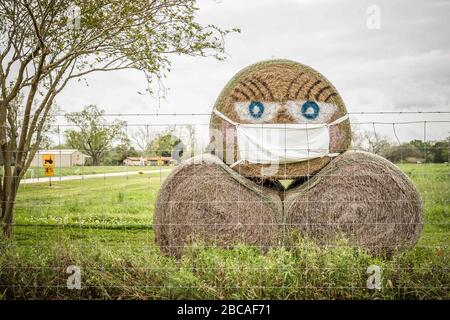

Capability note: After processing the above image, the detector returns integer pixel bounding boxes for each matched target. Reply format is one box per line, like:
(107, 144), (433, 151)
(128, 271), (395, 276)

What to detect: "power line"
(53, 110), (450, 117)
(42, 120), (450, 127)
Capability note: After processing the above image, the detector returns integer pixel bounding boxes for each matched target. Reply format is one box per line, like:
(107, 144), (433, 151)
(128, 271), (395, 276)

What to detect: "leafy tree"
(385, 143), (423, 163)
(0, 0), (234, 237)
(431, 138), (449, 163)
(65, 105), (125, 166)
(0, 91), (56, 165)
(103, 139), (139, 165)
(149, 132), (185, 160)
(409, 139), (433, 162)
(392, 139), (449, 163)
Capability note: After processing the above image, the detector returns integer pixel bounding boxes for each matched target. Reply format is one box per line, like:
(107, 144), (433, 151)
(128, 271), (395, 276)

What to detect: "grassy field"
(23, 165), (169, 179)
(0, 163), (448, 299)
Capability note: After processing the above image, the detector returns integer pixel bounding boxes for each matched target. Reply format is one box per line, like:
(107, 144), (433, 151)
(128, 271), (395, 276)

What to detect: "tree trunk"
(2, 204), (14, 238)
(1, 162), (21, 238)
(1, 179), (18, 238)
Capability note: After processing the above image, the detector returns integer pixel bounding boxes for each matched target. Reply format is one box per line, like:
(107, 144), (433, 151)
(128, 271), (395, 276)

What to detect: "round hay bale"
(209, 59), (352, 180)
(284, 150), (424, 255)
(153, 154), (283, 258)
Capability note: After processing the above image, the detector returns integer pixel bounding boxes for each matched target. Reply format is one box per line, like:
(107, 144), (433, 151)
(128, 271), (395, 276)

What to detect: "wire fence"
(17, 110), (450, 193)
(2, 110), (449, 299)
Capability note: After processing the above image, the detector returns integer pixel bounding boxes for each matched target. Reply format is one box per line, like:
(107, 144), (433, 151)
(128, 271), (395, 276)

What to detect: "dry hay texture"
(154, 154), (283, 258)
(209, 59), (352, 180)
(284, 150), (424, 255)
(154, 60), (424, 257)
(153, 153), (423, 257)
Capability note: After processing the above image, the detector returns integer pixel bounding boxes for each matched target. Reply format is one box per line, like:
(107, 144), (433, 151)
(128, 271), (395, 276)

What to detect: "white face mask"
(213, 109), (349, 167)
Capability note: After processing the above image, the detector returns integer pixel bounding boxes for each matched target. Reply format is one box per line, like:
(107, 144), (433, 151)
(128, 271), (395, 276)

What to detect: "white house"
(31, 149), (90, 167)
(123, 157), (147, 166)
(123, 156), (176, 166)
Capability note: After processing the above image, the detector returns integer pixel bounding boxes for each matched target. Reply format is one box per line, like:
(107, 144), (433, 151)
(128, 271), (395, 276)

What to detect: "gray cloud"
(56, 0), (450, 142)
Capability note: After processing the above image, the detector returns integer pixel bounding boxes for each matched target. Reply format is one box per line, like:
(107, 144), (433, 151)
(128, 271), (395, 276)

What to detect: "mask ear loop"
(325, 113), (350, 157)
(213, 109), (239, 127)
(212, 109), (243, 168)
(327, 113), (349, 127)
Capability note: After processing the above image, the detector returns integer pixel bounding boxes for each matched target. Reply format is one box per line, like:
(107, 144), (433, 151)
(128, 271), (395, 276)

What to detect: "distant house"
(123, 156), (175, 166)
(123, 157), (147, 166)
(31, 149), (90, 167)
(146, 156), (176, 166)
(405, 157), (425, 164)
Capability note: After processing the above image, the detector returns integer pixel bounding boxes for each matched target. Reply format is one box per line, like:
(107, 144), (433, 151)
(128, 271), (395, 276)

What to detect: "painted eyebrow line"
(285, 73), (305, 100)
(239, 81), (257, 98)
(324, 92), (337, 102)
(294, 80), (310, 100)
(247, 79), (267, 100)
(254, 77), (274, 100)
(315, 85), (331, 100)
(232, 88), (251, 100)
(307, 80), (322, 100)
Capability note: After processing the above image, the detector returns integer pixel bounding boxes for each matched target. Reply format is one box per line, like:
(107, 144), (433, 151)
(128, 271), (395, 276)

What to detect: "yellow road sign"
(44, 166), (54, 177)
(157, 157), (164, 166)
(42, 154), (55, 168)
(42, 154), (55, 177)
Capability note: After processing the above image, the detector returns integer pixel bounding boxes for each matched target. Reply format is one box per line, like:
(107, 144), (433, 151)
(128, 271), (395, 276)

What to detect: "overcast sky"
(57, 0), (450, 145)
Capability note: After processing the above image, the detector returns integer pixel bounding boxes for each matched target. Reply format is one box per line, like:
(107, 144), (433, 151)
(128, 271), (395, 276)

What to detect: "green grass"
(23, 165), (169, 179)
(0, 163), (448, 299)
(15, 171), (167, 228)
(397, 163), (450, 247)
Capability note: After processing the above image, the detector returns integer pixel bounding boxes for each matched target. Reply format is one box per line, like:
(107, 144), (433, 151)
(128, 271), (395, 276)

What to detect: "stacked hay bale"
(154, 154), (283, 258)
(153, 59), (424, 258)
(284, 151), (424, 255)
(209, 59), (352, 179)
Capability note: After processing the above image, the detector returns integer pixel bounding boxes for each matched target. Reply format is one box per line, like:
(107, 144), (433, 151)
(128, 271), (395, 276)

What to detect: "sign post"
(157, 156), (163, 182)
(42, 154), (55, 186)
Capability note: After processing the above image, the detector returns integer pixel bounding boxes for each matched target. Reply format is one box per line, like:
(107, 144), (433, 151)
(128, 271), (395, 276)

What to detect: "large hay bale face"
(284, 151), (424, 255)
(154, 154), (283, 258)
(209, 59), (352, 179)
(154, 60), (424, 258)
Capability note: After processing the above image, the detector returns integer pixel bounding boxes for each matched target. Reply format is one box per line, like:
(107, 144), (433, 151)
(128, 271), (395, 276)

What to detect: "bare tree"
(178, 124), (197, 158)
(352, 127), (392, 156)
(0, 0), (236, 237)
(131, 126), (157, 156)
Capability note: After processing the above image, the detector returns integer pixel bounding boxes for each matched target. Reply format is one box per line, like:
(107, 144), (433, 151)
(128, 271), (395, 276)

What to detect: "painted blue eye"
(301, 101), (320, 120)
(248, 101), (265, 119)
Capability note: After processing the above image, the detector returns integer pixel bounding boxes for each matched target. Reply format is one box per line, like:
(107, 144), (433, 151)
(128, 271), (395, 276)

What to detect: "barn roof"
(147, 157), (173, 161)
(36, 149), (90, 156)
(125, 157), (145, 161)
